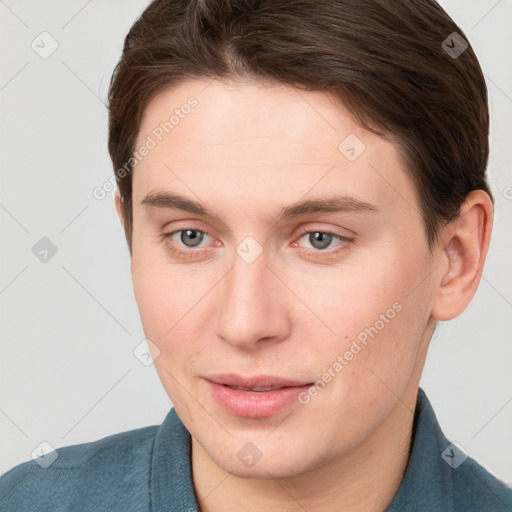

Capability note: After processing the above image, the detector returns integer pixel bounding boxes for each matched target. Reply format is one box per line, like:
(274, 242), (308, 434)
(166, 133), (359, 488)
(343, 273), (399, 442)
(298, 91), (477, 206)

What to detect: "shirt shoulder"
(386, 389), (512, 512)
(0, 425), (159, 512)
(452, 454), (512, 511)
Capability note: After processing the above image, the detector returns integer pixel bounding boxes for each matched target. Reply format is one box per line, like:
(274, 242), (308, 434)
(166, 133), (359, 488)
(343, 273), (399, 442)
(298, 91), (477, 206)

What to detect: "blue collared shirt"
(1, 388), (511, 511)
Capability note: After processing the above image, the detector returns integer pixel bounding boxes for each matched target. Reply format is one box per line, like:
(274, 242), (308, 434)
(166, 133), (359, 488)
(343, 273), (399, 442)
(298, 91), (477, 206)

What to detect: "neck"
(191, 388), (418, 512)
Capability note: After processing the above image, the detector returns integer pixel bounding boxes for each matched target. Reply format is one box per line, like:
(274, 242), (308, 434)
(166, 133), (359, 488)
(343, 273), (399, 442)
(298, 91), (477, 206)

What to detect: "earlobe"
(431, 190), (493, 321)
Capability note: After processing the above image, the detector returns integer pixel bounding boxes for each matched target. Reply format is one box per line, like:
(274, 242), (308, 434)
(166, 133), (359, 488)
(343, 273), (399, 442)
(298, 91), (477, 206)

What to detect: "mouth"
(204, 374), (314, 418)
(205, 373), (311, 388)
(222, 384), (289, 392)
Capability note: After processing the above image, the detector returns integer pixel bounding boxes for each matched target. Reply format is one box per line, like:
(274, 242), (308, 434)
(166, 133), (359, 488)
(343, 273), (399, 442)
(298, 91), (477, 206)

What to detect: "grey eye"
(307, 232), (336, 250)
(179, 229), (205, 247)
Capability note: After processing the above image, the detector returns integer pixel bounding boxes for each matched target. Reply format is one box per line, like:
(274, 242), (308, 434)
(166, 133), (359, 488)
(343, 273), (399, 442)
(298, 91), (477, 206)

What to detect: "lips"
(204, 373), (314, 418)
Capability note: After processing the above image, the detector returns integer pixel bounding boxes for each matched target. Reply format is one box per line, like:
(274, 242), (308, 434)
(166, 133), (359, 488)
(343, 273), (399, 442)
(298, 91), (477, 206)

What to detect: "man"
(1, 0), (511, 510)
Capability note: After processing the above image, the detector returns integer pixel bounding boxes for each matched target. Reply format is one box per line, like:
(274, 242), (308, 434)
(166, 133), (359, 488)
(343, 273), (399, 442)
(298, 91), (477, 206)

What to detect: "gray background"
(1, 0), (511, 483)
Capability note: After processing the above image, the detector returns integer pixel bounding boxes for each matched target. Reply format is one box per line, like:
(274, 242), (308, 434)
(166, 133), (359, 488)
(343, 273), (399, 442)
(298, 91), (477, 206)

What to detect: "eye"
(164, 229), (214, 250)
(294, 228), (353, 257)
(300, 231), (338, 250)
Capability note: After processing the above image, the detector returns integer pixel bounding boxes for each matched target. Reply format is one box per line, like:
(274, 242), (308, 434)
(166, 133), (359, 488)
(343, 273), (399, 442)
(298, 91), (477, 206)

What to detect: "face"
(125, 79), (439, 478)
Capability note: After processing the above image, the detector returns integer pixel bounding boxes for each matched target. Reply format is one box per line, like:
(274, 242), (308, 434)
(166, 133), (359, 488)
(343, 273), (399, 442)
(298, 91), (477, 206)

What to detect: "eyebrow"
(141, 191), (379, 224)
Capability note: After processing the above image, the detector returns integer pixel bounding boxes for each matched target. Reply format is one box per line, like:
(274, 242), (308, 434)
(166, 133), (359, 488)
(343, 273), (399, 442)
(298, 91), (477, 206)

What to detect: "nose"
(214, 248), (292, 351)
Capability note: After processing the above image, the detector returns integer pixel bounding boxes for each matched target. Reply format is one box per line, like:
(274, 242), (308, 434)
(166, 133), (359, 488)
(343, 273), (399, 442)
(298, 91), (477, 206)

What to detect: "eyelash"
(161, 227), (354, 259)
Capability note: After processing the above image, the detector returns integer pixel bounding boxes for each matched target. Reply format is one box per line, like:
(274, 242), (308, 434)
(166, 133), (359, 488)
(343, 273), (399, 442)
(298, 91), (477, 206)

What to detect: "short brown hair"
(108, 0), (492, 253)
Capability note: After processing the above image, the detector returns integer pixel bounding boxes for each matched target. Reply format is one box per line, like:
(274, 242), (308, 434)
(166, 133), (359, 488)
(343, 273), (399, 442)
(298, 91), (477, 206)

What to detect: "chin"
(206, 438), (319, 480)
(222, 458), (310, 480)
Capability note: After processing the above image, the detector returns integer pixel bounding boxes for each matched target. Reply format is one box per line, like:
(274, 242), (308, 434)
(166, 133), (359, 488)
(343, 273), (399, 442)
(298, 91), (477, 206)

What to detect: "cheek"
(133, 269), (203, 341)
(131, 250), (212, 407)
(303, 255), (431, 375)
(290, 261), (431, 444)
(131, 242), (182, 341)
(131, 240), (223, 363)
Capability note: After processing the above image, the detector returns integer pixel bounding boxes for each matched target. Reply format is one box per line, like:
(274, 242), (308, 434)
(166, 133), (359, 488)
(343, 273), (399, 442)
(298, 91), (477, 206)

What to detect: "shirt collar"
(385, 387), (454, 511)
(150, 406), (199, 511)
(150, 388), (453, 511)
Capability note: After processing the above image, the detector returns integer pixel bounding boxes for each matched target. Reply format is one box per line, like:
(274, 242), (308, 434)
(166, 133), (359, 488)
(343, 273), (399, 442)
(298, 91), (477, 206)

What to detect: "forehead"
(132, 79), (418, 225)
(138, 79), (364, 160)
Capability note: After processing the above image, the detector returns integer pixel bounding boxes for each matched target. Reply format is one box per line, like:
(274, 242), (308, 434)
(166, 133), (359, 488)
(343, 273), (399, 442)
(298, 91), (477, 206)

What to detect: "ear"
(431, 190), (493, 321)
(114, 189), (125, 227)
(114, 189), (134, 268)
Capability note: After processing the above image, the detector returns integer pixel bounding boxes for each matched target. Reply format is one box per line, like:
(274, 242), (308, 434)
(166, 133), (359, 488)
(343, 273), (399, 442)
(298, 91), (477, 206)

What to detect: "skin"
(115, 79), (492, 511)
